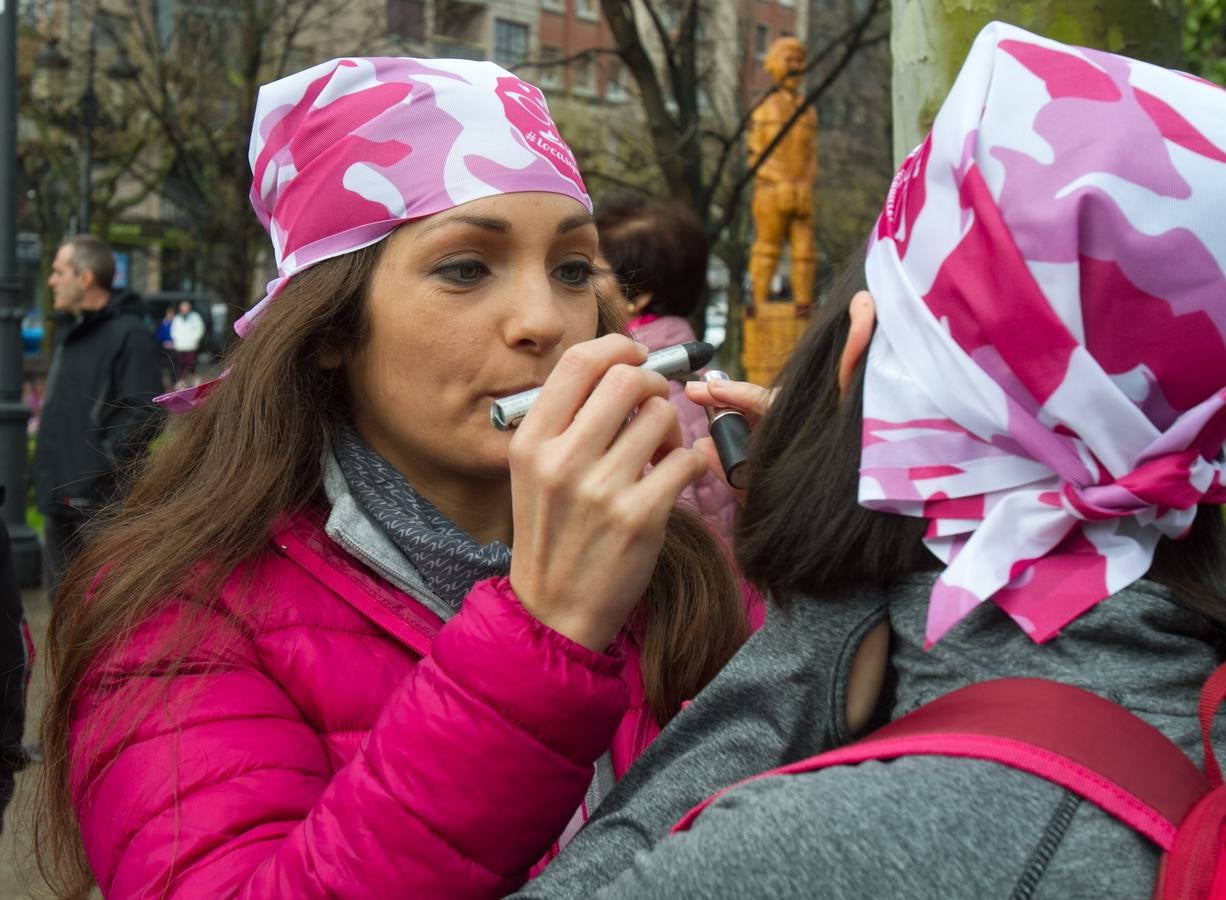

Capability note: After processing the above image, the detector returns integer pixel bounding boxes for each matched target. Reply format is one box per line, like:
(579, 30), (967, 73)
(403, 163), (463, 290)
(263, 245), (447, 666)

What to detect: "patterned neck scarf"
(334, 423), (511, 612)
(860, 22), (1226, 647)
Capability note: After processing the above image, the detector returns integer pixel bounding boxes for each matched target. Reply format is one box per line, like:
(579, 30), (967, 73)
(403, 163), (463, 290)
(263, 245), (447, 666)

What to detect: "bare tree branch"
(706, 0), (886, 240)
(701, 6), (884, 198)
(599, 0), (692, 197)
(639, 0), (679, 75)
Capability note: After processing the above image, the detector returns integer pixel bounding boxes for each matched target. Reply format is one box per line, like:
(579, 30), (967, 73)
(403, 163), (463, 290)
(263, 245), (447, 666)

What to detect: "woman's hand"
(508, 335), (709, 652)
(683, 378), (775, 494)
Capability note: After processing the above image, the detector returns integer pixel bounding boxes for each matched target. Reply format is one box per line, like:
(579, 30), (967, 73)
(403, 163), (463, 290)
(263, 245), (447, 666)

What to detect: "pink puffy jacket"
(70, 510), (661, 898)
(627, 315), (740, 544)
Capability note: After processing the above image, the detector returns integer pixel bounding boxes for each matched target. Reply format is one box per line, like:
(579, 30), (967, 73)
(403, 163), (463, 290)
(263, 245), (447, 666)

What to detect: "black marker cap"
(683, 341), (716, 371)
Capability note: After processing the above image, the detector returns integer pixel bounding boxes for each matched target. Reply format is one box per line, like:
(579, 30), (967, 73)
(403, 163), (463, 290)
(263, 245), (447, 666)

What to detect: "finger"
(627, 446), (709, 516)
(684, 379), (774, 420)
(570, 365), (671, 453)
(707, 378), (775, 418)
(598, 395), (683, 477)
(691, 436), (723, 481)
(518, 335), (648, 439)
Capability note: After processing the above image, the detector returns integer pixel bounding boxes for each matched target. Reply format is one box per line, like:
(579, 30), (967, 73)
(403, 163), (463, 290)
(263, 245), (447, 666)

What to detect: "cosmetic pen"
(702, 370), (751, 490)
(490, 340), (716, 431)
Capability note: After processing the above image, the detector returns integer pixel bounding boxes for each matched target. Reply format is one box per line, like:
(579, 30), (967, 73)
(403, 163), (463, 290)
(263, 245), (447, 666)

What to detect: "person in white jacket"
(169, 300), (206, 384)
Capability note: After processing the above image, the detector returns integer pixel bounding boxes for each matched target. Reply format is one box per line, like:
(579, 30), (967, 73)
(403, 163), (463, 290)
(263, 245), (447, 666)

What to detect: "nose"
(503, 270), (567, 355)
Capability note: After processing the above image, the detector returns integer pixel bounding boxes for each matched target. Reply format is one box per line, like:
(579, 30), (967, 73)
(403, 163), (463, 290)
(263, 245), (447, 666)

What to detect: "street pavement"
(0, 589), (57, 898)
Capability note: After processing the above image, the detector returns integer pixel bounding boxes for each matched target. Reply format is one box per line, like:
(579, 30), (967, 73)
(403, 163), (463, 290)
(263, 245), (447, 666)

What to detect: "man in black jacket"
(32, 235), (164, 601)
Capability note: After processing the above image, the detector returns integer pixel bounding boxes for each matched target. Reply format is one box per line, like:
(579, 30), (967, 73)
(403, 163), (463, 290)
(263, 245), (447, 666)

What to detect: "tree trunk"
(891, 0), (1185, 165)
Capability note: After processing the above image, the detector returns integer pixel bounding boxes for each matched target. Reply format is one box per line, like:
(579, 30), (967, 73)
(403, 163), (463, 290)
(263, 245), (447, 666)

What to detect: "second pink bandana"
(860, 22), (1226, 646)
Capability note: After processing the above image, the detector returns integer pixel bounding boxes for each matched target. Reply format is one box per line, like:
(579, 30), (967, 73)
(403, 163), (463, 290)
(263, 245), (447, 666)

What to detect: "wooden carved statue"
(748, 36), (818, 316)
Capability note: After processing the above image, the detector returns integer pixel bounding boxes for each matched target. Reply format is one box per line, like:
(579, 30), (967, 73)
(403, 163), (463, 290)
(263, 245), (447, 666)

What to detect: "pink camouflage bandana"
(860, 22), (1226, 647)
(158, 56), (589, 411)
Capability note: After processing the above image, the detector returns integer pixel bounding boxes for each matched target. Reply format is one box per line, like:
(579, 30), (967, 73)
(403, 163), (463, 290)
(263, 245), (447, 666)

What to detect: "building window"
(541, 0), (565, 11)
(494, 19), (529, 68)
(605, 60), (627, 102)
(571, 56), (596, 95)
(755, 24), (769, 60)
(538, 45), (562, 88)
(575, 0), (599, 21)
(387, 0), (426, 40)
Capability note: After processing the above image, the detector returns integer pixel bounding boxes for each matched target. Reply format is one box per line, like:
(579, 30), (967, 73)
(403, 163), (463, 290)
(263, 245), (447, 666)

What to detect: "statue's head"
(764, 36), (806, 89)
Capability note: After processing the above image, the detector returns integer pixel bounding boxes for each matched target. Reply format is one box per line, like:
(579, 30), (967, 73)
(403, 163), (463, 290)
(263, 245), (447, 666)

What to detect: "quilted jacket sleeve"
(71, 577), (630, 899)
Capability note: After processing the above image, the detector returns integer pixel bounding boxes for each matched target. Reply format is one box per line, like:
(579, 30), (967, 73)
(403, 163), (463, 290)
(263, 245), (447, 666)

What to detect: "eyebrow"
(419, 211), (595, 236)
(557, 213), (596, 235)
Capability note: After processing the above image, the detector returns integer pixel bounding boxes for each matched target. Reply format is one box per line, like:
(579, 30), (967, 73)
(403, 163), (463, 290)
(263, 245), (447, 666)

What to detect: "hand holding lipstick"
(508, 334), (710, 652)
(684, 377), (776, 495)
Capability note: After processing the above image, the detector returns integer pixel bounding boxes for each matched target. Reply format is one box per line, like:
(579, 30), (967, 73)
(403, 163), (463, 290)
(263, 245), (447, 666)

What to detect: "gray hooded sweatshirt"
(514, 573), (1224, 899)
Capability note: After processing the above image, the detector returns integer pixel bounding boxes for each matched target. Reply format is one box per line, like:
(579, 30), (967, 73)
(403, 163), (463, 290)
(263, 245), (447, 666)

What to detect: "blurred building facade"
(15, 0), (806, 327)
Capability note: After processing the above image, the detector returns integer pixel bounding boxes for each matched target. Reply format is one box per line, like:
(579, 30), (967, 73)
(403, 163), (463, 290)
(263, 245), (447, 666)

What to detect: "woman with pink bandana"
(36, 59), (749, 897)
(511, 22), (1226, 899)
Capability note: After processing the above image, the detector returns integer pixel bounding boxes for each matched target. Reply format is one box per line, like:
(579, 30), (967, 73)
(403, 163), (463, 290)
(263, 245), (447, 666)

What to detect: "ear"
(836, 290), (876, 400)
(78, 269), (96, 290)
(627, 292), (653, 315)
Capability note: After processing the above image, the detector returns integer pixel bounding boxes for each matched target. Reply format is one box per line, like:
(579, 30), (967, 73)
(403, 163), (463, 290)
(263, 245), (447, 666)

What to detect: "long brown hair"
(738, 251), (1226, 626)
(737, 251), (933, 605)
(38, 239), (747, 895)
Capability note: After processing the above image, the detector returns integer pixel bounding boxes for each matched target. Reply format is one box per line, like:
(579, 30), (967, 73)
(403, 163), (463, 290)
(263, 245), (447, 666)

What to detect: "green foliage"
(1185, 0), (1226, 85)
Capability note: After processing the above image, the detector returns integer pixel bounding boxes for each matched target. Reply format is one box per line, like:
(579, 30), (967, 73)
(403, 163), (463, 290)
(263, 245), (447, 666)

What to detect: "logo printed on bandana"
(877, 133), (932, 259)
(495, 76), (586, 194)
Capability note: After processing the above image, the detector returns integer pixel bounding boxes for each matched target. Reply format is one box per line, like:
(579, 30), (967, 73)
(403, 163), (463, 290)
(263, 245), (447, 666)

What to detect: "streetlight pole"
(78, 15), (98, 233)
(0, 0), (42, 586)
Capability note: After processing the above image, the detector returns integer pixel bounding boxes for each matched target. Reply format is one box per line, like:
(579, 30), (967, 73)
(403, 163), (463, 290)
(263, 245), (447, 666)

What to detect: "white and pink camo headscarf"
(860, 22), (1226, 647)
(243, 55), (590, 335)
(159, 56), (589, 410)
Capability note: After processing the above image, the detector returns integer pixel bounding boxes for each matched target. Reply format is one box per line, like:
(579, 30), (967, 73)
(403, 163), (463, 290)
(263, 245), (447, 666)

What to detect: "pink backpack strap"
(673, 677), (1210, 850)
(1157, 663), (1226, 899)
(1196, 663), (1226, 790)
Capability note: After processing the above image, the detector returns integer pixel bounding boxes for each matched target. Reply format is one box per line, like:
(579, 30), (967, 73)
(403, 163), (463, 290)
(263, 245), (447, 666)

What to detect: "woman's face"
(343, 191), (600, 486)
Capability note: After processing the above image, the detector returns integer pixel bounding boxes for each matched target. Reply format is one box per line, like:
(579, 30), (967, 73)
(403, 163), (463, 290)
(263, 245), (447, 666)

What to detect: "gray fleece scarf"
(333, 423), (512, 610)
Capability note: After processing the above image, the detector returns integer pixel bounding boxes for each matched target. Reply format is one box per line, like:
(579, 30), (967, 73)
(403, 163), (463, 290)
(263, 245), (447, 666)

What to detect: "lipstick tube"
(702, 370), (751, 490)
